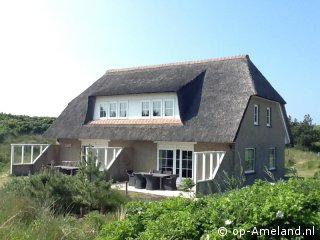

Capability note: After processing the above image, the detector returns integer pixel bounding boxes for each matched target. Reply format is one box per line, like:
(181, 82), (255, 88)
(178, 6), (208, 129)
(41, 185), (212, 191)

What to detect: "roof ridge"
(106, 54), (249, 73)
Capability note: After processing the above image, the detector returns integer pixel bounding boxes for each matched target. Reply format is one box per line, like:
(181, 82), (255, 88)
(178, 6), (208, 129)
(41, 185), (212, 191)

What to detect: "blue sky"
(0, 0), (319, 123)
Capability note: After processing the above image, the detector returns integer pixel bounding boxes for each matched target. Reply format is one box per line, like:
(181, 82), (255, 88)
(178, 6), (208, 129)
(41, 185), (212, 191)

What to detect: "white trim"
(155, 141), (196, 149)
(156, 142), (195, 180)
(266, 107), (271, 127)
(163, 99), (175, 118)
(80, 139), (109, 147)
(140, 100), (151, 118)
(108, 102), (117, 118)
(118, 101), (128, 119)
(254, 104), (259, 125)
(151, 99), (162, 118)
(99, 102), (107, 118)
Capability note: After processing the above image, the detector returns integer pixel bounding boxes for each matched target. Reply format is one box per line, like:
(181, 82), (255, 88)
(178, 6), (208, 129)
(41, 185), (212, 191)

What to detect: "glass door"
(158, 148), (193, 183)
(176, 149), (193, 182)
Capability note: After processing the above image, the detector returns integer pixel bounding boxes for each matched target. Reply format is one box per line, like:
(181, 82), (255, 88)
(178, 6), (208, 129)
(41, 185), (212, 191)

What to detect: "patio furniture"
(162, 170), (172, 174)
(134, 173), (146, 189)
(163, 174), (178, 190)
(126, 170), (135, 186)
(152, 173), (171, 189)
(144, 174), (160, 190)
(152, 169), (162, 173)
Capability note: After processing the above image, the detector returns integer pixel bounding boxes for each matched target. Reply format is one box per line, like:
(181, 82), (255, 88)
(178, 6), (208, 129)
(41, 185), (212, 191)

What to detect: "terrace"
(10, 143), (226, 195)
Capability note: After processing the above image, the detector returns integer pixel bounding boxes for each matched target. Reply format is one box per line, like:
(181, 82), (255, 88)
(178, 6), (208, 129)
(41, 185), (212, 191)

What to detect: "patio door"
(176, 149), (193, 181)
(158, 148), (193, 183)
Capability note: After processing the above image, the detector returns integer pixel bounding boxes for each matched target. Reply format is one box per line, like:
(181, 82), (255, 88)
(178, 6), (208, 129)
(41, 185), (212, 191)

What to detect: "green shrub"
(100, 178), (320, 239)
(2, 164), (126, 215)
(179, 178), (195, 192)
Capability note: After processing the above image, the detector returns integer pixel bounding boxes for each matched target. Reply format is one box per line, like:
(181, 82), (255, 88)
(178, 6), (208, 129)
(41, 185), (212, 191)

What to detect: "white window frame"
(163, 99), (174, 118)
(152, 100), (162, 118)
(156, 142), (194, 180)
(254, 104), (259, 126)
(268, 147), (276, 170)
(141, 100), (151, 118)
(118, 101), (128, 119)
(108, 102), (117, 118)
(244, 148), (255, 174)
(99, 103), (107, 118)
(266, 107), (271, 127)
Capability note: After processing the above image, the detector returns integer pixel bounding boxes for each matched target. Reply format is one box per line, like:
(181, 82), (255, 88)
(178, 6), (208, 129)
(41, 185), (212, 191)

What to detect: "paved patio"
(111, 182), (195, 198)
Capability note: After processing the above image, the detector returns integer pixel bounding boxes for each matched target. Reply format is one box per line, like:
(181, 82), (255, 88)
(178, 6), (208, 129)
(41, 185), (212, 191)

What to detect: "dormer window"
(109, 102), (117, 118)
(164, 100), (174, 117)
(100, 103), (107, 118)
(93, 93), (179, 121)
(152, 100), (162, 117)
(141, 101), (150, 117)
(119, 102), (128, 118)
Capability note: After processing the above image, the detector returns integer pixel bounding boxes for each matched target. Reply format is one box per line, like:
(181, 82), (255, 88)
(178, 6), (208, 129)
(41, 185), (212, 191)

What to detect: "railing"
(10, 144), (50, 174)
(84, 146), (123, 171)
(193, 151), (226, 183)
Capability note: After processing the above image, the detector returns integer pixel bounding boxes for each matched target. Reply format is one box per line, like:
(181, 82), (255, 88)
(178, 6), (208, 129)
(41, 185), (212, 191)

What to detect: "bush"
(99, 178), (320, 239)
(3, 164), (126, 215)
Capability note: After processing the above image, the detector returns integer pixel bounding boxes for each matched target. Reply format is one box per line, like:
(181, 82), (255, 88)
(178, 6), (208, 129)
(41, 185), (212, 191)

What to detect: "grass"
(285, 147), (320, 177)
(0, 171), (9, 187)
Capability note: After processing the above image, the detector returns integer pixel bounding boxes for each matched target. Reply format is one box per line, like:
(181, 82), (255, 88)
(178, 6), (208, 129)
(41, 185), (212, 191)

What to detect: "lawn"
(285, 147), (320, 177)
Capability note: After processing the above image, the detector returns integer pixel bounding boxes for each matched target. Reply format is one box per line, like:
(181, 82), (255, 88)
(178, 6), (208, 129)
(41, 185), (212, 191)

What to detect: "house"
(11, 55), (291, 194)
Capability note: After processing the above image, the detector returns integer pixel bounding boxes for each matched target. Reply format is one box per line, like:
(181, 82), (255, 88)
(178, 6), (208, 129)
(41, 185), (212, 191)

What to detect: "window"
(266, 107), (271, 127)
(119, 102), (127, 118)
(158, 147), (193, 178)
(254, 104), (259, 125)
(159, 149), (174, 173)
(141, 101), (150, 117)
(109, 102), (117, 118)
(152, 100), (162, 117)
(164, 100), (174, 117)
(268, 147), (276, 170)
(99, 103), (106, 118)
(244, 148), (255, 173)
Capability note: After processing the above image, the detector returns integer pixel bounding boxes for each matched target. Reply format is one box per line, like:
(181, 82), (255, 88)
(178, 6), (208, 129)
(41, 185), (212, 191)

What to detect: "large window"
(99, 103), (106, 118)
(141, 101), (150, 117)
(268, 147), (276, 170)
(244, 148), (255, 173)
(152, 100), (162, 117)
(109, 102), (117, 118)
(159, 149), (174, 173)
(158, 147), (193, 179)
(254, 104), (259, 125)
(164, 100), (174, 117)
(179, 150), (193, 178)
(266, 107), (271, 127)
(119, 102), (127, 118)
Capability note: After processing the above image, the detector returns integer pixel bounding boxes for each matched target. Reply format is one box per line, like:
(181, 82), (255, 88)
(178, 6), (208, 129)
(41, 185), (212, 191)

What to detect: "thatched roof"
(44, 55), (288, 143)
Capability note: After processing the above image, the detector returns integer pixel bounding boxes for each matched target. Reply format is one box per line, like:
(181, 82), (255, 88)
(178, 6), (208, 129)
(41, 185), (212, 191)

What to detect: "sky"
(0, 0), (319, 123)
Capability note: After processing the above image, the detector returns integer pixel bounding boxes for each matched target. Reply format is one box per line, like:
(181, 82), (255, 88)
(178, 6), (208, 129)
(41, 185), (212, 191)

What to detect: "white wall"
(93, 93), (180, 120)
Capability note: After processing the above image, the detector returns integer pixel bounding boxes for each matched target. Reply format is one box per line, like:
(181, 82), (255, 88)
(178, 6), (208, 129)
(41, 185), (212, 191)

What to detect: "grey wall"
(58, 139), (82, 164)
(235, 96), (286, 185)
